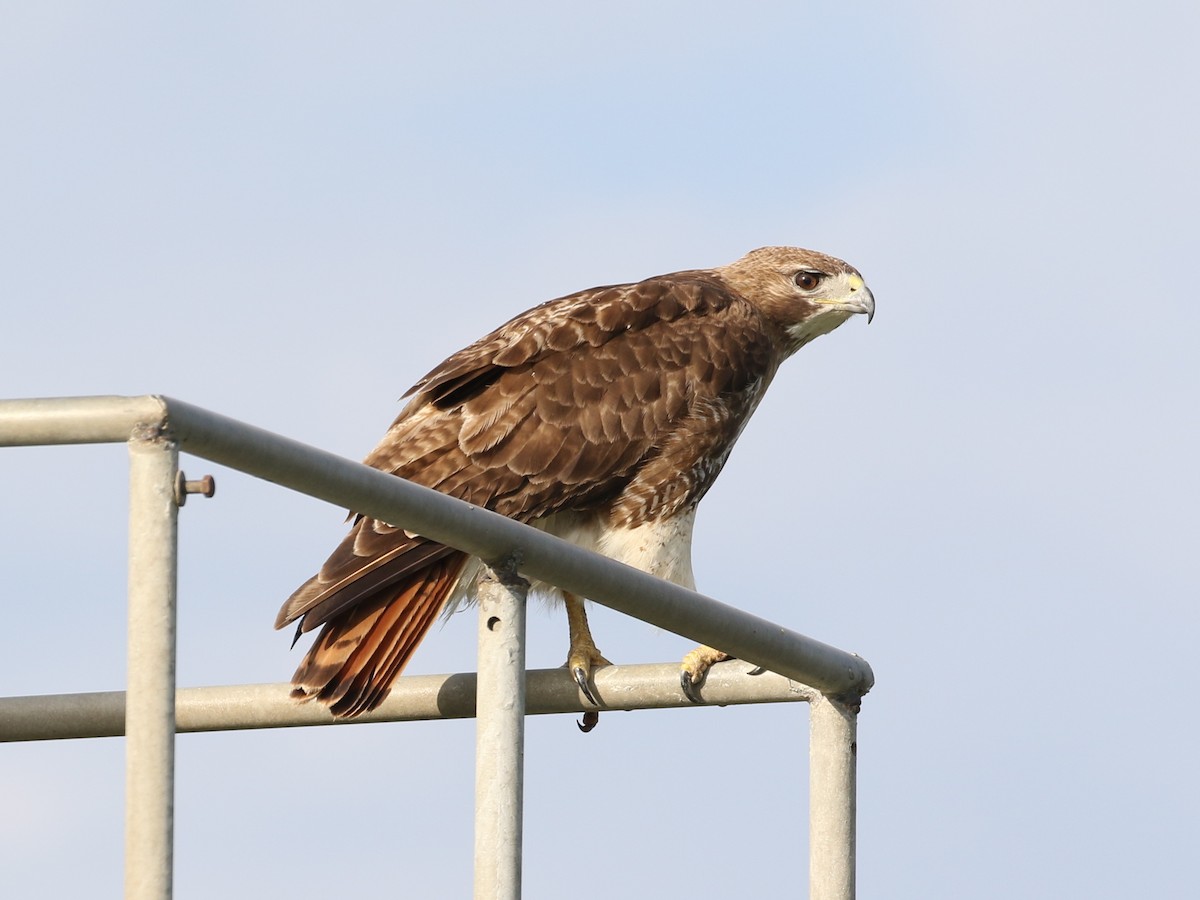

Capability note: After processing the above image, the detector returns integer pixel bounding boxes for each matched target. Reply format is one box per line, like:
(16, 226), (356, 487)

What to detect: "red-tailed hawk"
(277, 247), (874, 718)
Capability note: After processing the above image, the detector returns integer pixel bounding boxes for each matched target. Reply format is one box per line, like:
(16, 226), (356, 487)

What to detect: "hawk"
(277, 247), (874, 718)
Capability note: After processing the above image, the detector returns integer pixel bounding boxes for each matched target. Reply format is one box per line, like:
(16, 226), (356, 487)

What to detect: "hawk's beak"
(838, 276), (874, 323)
(858, 287), (875, 324)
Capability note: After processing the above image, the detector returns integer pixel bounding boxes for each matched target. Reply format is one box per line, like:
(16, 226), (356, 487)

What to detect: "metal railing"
(0, 395), (873, 899)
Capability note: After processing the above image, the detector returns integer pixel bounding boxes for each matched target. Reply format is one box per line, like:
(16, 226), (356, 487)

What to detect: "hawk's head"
(717, 246), (874, 354)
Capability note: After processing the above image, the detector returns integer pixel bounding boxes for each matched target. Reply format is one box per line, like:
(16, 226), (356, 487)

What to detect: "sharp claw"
(681, 670), (703, 704)
(573, 665), (601, 707)
(577, 711), (600, 733)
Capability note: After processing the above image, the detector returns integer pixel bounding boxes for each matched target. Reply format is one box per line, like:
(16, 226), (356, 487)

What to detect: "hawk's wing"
(276, 272), (776, 640)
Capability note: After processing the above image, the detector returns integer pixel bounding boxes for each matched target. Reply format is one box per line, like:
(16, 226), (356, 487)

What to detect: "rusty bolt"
(174, 472), (216, 506)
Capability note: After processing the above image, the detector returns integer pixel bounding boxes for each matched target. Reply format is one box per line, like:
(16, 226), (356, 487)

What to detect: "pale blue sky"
(3, 3), (1198, 897)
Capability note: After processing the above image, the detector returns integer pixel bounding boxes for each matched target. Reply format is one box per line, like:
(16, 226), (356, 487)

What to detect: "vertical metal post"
(125, 429), (180, 900)
(809, 693), (858, 900)
(473, 558), (529, 900)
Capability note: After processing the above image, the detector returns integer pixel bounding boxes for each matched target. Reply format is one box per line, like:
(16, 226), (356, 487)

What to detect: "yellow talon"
(564, 592), (610, 709)
(680, 645), (730, 702)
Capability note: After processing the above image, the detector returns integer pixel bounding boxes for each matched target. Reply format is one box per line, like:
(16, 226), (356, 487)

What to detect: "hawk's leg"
(564, 592), (610, 709)
(680, 645), (731, 703)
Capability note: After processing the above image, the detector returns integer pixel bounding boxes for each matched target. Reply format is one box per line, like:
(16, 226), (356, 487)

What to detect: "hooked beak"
(856, 287), (875, 324)
(822, 285), (875, 323)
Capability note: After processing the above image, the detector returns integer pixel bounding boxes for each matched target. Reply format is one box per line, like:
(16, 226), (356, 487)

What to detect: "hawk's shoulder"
(403, 270), (753, 411)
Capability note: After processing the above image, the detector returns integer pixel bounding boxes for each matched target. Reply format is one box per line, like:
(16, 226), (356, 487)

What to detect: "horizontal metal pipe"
(0, 662), (813, 741)
(0, 395), (166, 446)
(160, 397), (874, 700)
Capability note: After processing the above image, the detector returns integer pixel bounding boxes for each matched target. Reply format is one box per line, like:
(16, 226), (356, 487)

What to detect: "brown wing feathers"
(278, 271), (777, 717)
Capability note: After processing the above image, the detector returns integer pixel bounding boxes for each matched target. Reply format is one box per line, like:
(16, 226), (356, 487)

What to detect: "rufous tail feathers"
(290, 553), (467, 718)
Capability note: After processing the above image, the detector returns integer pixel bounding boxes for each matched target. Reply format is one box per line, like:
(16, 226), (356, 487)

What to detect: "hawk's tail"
(289, 553), (468, 718)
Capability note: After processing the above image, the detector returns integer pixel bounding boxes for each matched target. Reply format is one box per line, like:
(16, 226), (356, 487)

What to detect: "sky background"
(3, 2), (1198, 897)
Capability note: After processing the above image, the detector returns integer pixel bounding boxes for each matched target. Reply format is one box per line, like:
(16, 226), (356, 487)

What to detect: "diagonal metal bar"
(0, 395), (872, 700)
(163, 397), (873, 702)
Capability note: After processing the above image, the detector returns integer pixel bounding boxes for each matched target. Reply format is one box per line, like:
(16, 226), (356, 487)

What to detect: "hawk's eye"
(793, 270), (823, 291)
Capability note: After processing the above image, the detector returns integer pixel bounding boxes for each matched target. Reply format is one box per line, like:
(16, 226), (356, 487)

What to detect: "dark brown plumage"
(278, 247), (874, 717)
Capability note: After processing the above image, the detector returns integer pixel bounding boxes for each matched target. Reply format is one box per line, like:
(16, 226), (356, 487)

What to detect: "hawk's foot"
(680, 645), (731, 703)
(568, 642), (612, 709)
(564, 591), (610, 711)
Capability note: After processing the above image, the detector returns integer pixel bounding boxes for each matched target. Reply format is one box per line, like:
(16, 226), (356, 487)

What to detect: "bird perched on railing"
(276, 247), (874, 720)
